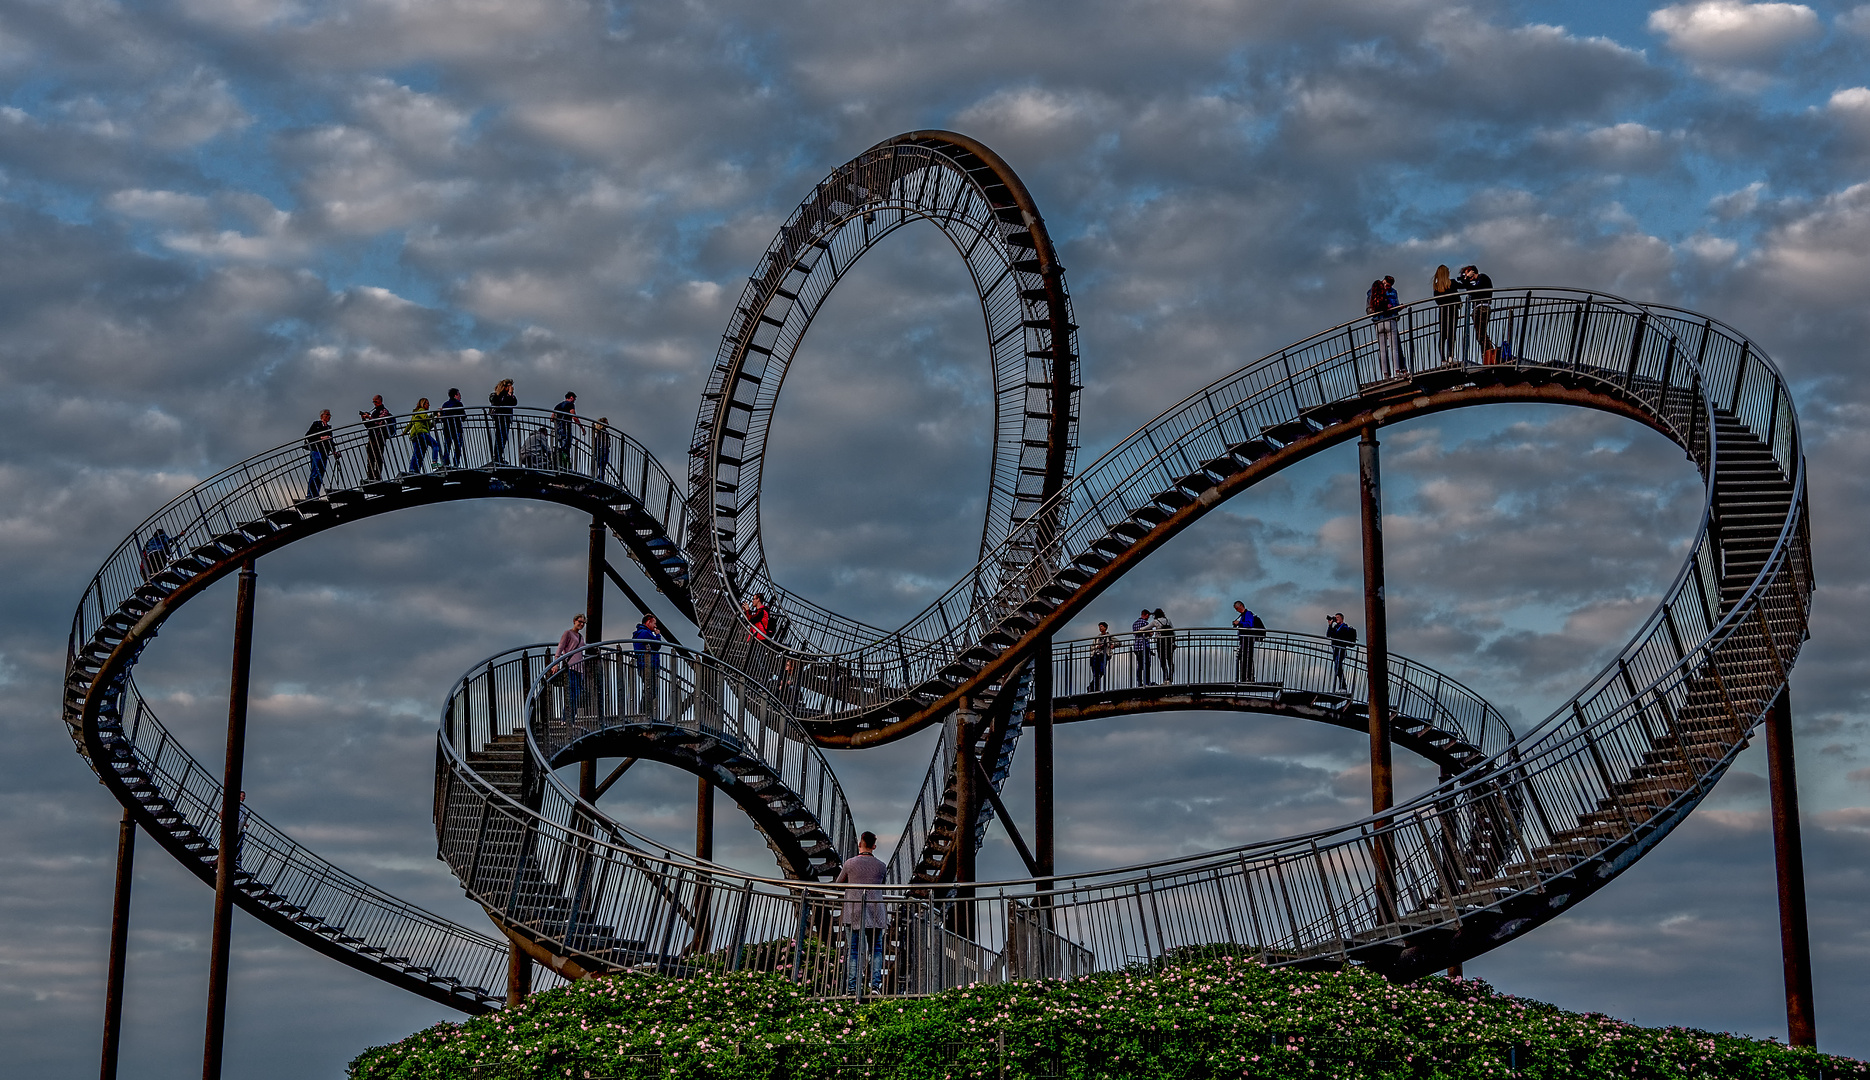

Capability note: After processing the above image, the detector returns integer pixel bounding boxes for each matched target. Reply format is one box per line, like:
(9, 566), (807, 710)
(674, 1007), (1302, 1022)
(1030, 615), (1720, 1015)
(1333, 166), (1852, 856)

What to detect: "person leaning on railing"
(1432, 264), (1460, 365)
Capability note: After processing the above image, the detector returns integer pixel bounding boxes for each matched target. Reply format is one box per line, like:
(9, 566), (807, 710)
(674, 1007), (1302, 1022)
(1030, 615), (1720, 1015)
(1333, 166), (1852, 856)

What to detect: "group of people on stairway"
(548, 611), (668, 716)
(1077, 603), (1362, 696)
(298, 381), (618, 501)
(1366, 263), (1496, 381)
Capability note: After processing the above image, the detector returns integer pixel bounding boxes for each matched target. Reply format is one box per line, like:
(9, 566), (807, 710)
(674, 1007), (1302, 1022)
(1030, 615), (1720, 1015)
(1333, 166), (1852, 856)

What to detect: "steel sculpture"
(69, 130), (1819, 1071)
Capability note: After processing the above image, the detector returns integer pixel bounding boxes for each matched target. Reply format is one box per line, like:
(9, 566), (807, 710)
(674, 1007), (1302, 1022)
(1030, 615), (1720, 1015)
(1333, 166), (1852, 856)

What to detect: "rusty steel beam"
(1033, 637), (1055, 889)
(203, 559), (257, 1080)
(100, 810), (136, 1080)
(1765, 687), (1816, 1047)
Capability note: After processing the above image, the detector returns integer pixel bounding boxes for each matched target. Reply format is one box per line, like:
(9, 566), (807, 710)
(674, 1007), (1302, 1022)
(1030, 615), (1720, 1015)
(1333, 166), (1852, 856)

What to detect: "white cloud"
(1649, 1), (1821, 64)
(1838, 5), (1870, 36)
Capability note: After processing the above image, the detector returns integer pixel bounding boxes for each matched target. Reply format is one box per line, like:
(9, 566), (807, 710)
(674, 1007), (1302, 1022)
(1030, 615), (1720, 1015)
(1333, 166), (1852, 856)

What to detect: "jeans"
(593, 446), (610, 480)
(1157, 638), (1175, 682)
(306, 449), (328, 499)
(566, 671), (583, 715)
(409, 433), (441, 473)
(492, 414), (512, 462)
(1438, 303), (1458, 361)
(1374, 319), (1401, 379)
(1472, 302), (1493, 353)
(1331, 646), (1349, 692)
(1131, 646), (1152, 686)
(442, 424), (464, 466)
(1236, 632), (1258, 682)
(846, 927), (885, 992)
(1088, 652), (1107, 692)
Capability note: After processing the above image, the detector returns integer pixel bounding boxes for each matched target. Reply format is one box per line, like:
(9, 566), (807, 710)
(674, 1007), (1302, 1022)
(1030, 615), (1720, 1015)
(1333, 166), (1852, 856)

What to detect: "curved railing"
(63, 410), (693, 1012)
(442, 284), (1808, 986)
(686, 130), (1081, 693)
(433, 641), (859, 971)
(1049, 628), (1516, 766)
(681, 289), (1798, 743)
(68, 406), (688, 709)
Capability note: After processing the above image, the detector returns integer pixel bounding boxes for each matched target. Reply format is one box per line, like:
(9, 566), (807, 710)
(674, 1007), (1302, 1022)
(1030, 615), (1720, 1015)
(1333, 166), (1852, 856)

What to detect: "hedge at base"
(349, 955), (1865, 1080)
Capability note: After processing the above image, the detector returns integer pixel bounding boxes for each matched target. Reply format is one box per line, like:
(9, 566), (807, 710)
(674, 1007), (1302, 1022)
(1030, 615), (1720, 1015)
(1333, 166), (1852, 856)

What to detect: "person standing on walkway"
(489, 379), (517, 463)
(360, 395), (392, 480)
(304, 409), (336, 499)
(1367, 278), (1402, 380)
(1151, 608), (1176, 683)
(1131, 609), (1155, 687)
(403, 398), (440, 474)
(592, 416), (613, 481)
(632, 613), (663, 675)
(1232, 600), (1266, 682)
(1433, 265), (1460, 364)
(552, 391), (581, 469)
(833, 831), (889, 995)
(438, 388), (466, 467)
(555, 613), (587, 717)
(1088, 622), (1114, 692)
(1326, 612), (1357, 692)
(1460, 264), (1494, 356)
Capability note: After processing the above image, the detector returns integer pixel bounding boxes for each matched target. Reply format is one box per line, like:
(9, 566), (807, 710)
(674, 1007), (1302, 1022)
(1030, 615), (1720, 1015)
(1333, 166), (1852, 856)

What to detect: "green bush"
(350, 958), (1865, 1079)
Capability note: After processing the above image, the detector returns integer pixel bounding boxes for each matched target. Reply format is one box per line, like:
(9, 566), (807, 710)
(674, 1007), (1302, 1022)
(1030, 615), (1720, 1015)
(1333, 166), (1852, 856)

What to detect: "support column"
(1033, 644), (1055, 891)
(951, 699), (978, 939)
(1765, 687), (1816, 1047)
(581, 515), (606, 803)
(101, 810), (136, 1080)
(586, 515), (605, 644)
(203, 560), (256, 1080)
(1359, 427), (1394, 815)
(953, 699), (977, 887)
(696, 778), (715, 862)
(506, 943), (533, 1008)
(1358, 428), (1397, 919)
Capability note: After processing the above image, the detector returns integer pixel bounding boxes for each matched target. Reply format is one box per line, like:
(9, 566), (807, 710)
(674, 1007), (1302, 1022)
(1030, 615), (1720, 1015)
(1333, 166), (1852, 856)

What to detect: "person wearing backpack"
(1232, 600), (1267, 682)
(1367, 277), (1402, 380)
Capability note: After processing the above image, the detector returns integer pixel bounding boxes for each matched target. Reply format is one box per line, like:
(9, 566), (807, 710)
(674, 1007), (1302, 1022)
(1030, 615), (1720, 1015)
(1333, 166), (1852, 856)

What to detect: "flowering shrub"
(349, 958), (1865, 1079)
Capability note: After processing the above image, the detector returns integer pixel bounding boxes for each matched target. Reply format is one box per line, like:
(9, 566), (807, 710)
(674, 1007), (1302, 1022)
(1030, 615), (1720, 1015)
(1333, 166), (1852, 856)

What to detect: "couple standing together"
(1366, 264), (1494, 380)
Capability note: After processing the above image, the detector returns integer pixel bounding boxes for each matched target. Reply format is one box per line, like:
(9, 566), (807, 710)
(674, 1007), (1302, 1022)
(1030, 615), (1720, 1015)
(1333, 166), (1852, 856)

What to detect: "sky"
(3, 0), (1870, 1075)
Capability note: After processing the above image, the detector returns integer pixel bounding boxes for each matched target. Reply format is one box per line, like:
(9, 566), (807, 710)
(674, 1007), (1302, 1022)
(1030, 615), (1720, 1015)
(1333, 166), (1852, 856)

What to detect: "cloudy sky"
(4, 0), (1870, 1074)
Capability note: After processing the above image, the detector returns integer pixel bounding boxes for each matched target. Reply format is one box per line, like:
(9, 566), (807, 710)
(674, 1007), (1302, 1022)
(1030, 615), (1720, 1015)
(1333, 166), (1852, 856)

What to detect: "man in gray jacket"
(834, 831), (889, 994)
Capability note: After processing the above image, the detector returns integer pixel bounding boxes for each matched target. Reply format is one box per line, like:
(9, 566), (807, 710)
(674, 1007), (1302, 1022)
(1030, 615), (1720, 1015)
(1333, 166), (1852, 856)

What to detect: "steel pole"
(696, 778), (715, 862)
(1765, 687), (1816, 1046)
(1359, 427), (1394, 814)
(506, 942), (533, 1008)
(1358, 427), (1397, 921)
(1033, 644), (1055, 891)
(100, 810), (136, 1080)
(581, 516), (605, 802)
(203, 559), (256, 1080)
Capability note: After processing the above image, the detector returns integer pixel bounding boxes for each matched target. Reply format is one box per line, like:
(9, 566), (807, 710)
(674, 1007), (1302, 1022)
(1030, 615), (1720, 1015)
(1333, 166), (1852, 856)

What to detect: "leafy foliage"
(350, 958), (1864, 1079)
